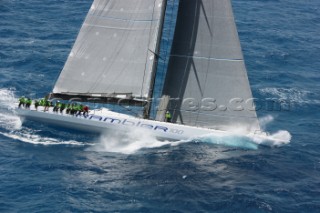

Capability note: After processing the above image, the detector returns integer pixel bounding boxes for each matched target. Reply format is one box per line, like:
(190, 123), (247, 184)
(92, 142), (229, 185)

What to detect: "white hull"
(16, 105), (280, 143)
(16, 106), (231, 141)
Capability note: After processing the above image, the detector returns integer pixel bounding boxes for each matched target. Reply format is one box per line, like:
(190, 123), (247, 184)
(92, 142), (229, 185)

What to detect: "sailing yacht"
(17, 0), (277, 142)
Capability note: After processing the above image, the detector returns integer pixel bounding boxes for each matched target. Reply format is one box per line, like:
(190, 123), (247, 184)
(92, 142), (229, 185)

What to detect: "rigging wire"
(140, 0), (158, 98)
(151, 0), (178, 117)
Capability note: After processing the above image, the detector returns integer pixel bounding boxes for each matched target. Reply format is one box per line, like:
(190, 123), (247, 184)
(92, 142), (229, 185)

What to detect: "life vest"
(19, 97), (26, 103)
(39, 99), (45, 106)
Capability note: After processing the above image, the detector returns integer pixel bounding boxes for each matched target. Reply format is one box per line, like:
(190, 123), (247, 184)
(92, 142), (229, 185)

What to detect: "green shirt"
(19, 97), (26, 103)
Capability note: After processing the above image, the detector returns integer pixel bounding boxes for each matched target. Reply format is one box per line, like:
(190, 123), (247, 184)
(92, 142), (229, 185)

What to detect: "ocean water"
(0, 0), (319, 212)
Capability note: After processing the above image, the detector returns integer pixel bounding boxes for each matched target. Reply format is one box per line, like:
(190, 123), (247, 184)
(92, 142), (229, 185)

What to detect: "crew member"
(165, 111), (172, 122)
(60, 103), (66, 113)
(71, 104), (78, 115)
(25, 98), (32, 109)
(77, 104), (84, 116)
(44, 98), (50, 112)
(39, 98), (45, 106)
(34, 99), (39, 110)
(18, 96), (26, 108)
(53, 101), (60, 112)
(66, 104), (71, 114)
(83, 105), (89, 116)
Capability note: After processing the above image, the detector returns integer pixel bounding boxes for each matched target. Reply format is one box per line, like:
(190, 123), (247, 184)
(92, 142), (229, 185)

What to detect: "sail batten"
(53, 0), (165, 100)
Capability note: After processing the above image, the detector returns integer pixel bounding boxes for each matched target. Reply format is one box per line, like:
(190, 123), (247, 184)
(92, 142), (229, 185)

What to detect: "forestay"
(53, 0), (165, 100)
(162, 0), (260, 132)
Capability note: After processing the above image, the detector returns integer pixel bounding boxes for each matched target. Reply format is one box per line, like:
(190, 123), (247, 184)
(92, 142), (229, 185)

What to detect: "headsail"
(161, 0), (260, 132)
(52, 0), (166, 103)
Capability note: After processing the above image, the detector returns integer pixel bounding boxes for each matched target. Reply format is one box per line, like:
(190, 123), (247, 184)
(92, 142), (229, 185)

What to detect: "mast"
(143, 0), (168, 119)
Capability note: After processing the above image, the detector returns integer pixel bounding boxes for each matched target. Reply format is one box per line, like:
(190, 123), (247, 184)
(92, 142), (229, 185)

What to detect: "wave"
(191, 126), (291, 150)
(0, 130), (91, 146)
(191, 134), (259, 150)
(257, 115), (291, 146)
(251, 130), (291, 147)
(89, 127), (176, 154)
(0, 88), (22, 130)
(0, 88), (19, 111)
(259, 87), (320, 105)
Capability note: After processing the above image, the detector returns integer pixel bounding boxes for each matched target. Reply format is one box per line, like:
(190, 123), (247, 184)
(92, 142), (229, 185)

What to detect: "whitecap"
(259, 87), (320, 105)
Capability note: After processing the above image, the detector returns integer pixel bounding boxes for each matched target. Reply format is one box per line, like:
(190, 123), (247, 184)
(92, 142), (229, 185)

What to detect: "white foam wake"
(189, 115), (291, 149)
(192, 130), (291, 150)
(0, 88), (18, 110)
(0, 88), (22, 130)
(0, 113), (22, 130)
(255, 115), (292, 146)
(249, 115), (292, 146)
(192, 134), (259, 150)
(90, 127), (177, 154)
(250, 130), (291, 146)
(0, 130), (91, 146)
(259, 115), (274, 130)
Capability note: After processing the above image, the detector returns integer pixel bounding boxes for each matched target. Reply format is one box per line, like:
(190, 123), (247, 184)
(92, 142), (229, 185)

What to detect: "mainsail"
(161, 0), (260, 132)
(52, 0), (166, 103)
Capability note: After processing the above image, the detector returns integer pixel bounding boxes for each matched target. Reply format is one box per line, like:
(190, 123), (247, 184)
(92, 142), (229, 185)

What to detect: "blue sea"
(1, 0), (320, 212)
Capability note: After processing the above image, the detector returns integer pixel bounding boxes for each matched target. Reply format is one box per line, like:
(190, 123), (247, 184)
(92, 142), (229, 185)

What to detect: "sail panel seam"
(84, 23), (155, 30)
(88, 14), (159, 22)
(170, 54), (243, 61)
(178, 109), (259, 119)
